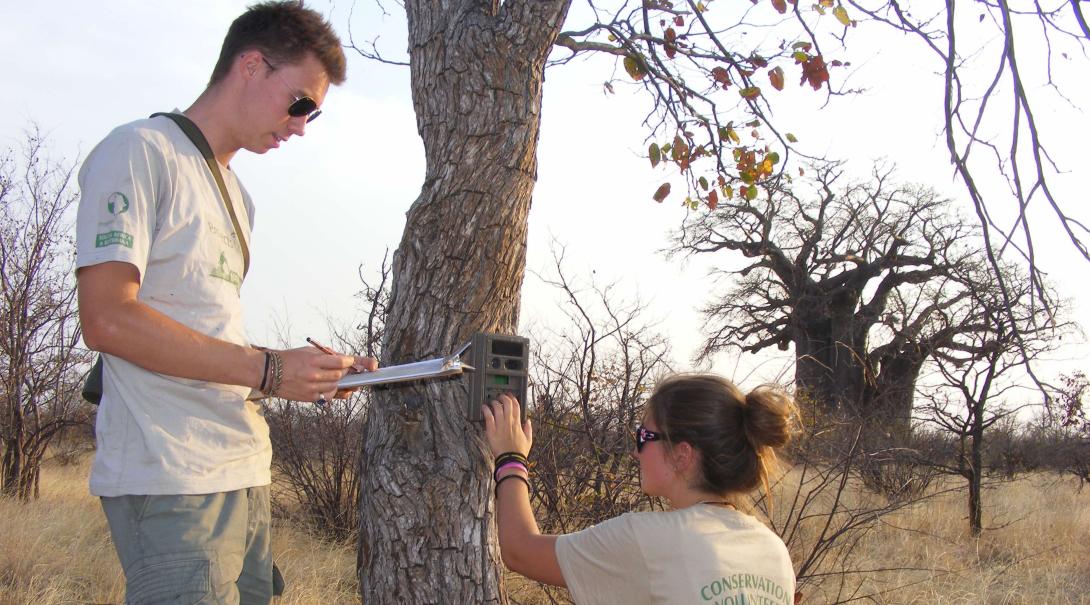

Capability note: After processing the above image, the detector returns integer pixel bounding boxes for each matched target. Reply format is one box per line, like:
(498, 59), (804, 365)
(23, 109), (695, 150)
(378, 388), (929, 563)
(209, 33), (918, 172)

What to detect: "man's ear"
(238, 50), (263, 79)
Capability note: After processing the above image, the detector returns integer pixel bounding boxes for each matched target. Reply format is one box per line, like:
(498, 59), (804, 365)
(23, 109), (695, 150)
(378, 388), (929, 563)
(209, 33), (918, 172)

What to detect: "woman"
(483, 373), (799, 605)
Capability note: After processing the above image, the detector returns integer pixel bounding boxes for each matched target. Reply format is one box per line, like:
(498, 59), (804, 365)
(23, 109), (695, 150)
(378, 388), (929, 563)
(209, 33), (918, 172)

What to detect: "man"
(75, 3), (374, 603)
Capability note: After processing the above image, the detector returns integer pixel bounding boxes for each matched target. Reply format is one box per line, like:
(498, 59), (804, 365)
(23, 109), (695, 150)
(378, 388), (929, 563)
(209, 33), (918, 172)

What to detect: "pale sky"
(3, 0), (1087, 392)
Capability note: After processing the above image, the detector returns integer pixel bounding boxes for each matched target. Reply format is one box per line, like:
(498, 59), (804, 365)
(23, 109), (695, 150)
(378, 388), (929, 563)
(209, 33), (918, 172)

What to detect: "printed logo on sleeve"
(95, 230), (134, 249)
(106, 192), (130, 215)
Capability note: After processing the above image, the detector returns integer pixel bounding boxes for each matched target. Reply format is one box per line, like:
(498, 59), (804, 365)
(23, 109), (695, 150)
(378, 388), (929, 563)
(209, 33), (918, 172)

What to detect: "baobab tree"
(674, 162), (983, 430)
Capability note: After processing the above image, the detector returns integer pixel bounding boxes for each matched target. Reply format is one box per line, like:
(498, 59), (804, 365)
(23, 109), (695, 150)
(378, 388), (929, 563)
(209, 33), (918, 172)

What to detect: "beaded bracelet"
(267, 351), (284, 397)
(274, 352), (284, 396)
(494, 473), (531, 498)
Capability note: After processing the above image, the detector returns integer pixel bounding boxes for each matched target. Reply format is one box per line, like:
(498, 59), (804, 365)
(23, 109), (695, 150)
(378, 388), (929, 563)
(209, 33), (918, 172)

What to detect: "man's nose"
(287, 115), (308, 137)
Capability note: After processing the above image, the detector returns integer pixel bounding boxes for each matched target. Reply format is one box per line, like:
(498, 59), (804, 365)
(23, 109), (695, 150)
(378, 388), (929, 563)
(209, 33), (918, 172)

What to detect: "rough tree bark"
(356, 0), (572, 601)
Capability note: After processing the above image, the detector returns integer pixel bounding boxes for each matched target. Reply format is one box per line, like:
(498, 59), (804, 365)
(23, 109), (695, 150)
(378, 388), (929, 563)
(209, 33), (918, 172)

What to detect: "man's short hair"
(209, 1), (346, 87)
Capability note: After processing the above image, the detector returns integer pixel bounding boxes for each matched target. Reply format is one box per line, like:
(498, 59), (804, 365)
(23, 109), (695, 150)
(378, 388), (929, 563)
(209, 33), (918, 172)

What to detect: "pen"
(309, 337), (365, 377)
(306, 337), (336, 356)
(306, 338), (339, 406)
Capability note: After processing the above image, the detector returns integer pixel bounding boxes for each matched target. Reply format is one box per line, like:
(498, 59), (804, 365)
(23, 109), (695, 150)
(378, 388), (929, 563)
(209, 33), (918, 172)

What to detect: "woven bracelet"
(494, 452), (529, 466)
(495, 457), (529, 469)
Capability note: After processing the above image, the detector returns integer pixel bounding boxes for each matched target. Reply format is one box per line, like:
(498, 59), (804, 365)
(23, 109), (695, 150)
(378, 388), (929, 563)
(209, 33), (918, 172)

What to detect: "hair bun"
(742, 387), (795, 450)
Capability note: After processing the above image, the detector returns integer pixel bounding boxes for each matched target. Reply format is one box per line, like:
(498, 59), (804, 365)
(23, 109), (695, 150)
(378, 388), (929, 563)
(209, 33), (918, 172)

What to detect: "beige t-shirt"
(76, 115), (269, 497)
(555, 505), (795, 605)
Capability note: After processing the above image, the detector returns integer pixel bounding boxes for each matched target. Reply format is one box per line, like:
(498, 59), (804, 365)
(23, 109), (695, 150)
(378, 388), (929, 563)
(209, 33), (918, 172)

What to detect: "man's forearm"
(82, 294), (264, 389)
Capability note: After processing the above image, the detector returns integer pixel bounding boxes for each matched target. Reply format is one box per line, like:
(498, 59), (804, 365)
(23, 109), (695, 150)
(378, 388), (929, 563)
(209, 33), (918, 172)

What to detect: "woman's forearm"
(495, 475), (565, 586)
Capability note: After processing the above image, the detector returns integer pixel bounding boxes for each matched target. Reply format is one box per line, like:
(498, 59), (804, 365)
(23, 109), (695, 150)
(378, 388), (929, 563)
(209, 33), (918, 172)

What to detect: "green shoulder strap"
(151, 111), (250, 276)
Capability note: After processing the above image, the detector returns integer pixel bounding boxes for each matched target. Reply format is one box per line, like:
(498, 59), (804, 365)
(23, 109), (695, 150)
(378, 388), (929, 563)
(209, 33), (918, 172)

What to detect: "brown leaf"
(707, 189), (719, 210)
(772, 0), (787, 13)
(799, 55), (829, 91)
(768, 66), (785, 91)
(663, 29), (678, 56)
(652, 182), (672, 203)
(712, 66), (731, 86)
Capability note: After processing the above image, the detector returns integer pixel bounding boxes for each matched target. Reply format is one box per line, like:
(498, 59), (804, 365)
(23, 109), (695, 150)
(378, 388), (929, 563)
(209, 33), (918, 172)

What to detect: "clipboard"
(337, 340), (474, 389)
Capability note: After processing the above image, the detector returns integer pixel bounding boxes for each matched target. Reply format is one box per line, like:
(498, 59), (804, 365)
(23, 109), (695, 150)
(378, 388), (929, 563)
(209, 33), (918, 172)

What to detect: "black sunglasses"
(634, 424), (663, 453)
(262, 58), (322, 123)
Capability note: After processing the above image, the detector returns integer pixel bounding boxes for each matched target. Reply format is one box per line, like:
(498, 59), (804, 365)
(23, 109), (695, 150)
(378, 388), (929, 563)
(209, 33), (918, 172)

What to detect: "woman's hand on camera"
(482, 393), (532, 458)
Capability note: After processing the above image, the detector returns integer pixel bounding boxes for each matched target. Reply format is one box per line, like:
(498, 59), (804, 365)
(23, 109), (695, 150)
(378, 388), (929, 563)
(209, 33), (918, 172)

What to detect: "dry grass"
(0, 456), (357, 605)
(833, 473), (1090, 605)
(1, 458), (1087, 604)
(0, 455), (123, 605)
(507, 472), (1090, 605)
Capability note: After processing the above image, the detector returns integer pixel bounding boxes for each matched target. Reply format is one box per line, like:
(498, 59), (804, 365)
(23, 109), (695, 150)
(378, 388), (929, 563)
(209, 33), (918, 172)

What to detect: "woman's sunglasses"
(262, 58), (322, 123)
(634, 425), (663, 453)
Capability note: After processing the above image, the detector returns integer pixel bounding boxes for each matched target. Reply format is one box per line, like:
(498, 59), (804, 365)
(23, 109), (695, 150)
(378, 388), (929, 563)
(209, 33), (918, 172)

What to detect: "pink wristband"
(496, 461), (528, 477)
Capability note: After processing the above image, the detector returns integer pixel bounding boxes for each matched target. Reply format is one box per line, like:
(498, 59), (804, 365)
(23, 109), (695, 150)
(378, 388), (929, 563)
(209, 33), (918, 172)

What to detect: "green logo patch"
(210, 252), (243, 290)
(95, 230), (134, 248)
(106, 192), (130, 215)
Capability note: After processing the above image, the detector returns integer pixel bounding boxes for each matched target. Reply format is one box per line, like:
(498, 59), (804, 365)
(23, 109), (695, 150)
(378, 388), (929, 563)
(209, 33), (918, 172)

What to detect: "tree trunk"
(1, 440), (18, 498)
(357, 1), (571, 601)
(792, 294), (924, 441)
(1, 386), (27, 500)
(968, 404), (984, 536)
(791, 294), (867, 414)
(869, 350), (926, 436)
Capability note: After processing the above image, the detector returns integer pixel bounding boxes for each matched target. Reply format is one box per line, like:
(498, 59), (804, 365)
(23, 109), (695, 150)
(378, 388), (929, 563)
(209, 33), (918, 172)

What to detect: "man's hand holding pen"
(306, 337), (379, 404)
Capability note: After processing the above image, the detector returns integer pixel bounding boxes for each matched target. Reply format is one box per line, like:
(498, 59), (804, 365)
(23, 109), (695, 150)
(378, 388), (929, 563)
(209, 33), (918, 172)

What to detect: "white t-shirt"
(76, 114), (271, 497)
(555, 505), (795, 605)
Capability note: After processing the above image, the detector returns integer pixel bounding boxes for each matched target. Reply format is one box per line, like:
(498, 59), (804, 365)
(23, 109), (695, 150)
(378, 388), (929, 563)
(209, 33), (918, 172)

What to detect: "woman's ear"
(671, 441), (698, 475)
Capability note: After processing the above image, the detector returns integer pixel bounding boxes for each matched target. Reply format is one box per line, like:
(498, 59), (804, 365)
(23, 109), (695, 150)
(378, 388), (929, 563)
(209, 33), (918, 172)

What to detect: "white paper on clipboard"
(337, 340), (474, 389)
